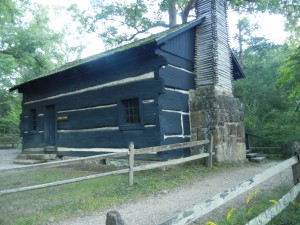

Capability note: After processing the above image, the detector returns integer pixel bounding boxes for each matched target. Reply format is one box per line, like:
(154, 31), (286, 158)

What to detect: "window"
(119, 98), (143, 130)
(30, 109), (37, 131)
(123, 98), (140, 124)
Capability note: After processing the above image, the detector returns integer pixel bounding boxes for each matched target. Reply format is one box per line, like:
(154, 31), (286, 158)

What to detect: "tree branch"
(181, 0), (195, 24)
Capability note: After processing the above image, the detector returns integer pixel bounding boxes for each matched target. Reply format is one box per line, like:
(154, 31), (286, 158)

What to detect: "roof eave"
(156, 16), (206, 45)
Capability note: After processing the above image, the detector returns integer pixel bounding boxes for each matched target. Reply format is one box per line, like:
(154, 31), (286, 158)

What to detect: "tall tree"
(278, 47), (300, 113)
(69, 0), (300, 48)
(68, 0), (201, 48)
(0, 0), (82, 134)
(233, 42), (300, 145)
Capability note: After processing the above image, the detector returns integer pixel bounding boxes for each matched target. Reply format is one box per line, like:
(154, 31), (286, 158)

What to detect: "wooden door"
(44, 105), (56, 149)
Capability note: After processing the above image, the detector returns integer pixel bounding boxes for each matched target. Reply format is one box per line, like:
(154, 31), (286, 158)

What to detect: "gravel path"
(57, 161), (293, 225)
(0, 148), (23, 170)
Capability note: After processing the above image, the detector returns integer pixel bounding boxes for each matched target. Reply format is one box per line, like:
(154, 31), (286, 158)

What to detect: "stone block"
(190, 111), (206, 128)
(215, 109), (224, 124)
(237, 123), (245, 138)
(213, 126), (224, 145)
(190, 89), (246, 163)
(229, 123), (237, 136)
(197, 128), (208, 140)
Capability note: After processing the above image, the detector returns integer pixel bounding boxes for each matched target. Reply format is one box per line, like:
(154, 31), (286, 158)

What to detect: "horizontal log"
(135, 140), (210, 154)
(157, 157), (298, 225)
(0, 168), (129, 196)
(0, 152), (128, 172)
(134, 153), (210, 172)
(246, 182), (300, 225)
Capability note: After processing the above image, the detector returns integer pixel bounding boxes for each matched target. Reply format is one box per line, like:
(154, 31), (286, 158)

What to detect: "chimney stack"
(194, 0), (232, 94)
(190, 0), (246, 163)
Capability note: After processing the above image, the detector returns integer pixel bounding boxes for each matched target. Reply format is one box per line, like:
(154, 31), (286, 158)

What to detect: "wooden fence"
(0, 139), (211, 196)
(156, 153), (300, 225)
(250, 146), (292, 159)
(128, 139), (211, 186)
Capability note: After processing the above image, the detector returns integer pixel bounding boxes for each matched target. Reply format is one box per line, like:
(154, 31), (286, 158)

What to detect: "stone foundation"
(189, 86), (246, 163)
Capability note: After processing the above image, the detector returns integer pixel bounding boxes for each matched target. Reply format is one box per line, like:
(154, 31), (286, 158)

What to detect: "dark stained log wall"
(20, 53), (167, 150)
(159, 29), (196, 61)
(22, 54), (166, 102)
(159, 65), (194, 90)
(157, 30), (196, 158)
(58, 127), (160, 149)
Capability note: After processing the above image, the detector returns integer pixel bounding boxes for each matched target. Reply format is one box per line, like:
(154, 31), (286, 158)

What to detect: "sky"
(33, 0), (289, 58)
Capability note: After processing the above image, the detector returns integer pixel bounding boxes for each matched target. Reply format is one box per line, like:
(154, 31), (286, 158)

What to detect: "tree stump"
(106, 211), (125, 225)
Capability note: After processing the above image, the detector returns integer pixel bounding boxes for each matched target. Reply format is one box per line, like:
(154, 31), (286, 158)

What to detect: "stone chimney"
(190, 0), (246, 162)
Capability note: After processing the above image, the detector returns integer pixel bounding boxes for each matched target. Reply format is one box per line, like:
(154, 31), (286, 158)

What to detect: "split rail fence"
(156, 152), (300, 225)
(0, 139), (211, 196)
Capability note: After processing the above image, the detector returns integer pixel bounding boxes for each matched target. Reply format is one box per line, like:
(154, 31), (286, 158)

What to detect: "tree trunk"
(181, 0), (195, 23)
(168, 0), (177, 27)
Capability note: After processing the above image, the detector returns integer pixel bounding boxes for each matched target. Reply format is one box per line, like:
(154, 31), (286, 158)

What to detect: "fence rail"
(0, 152), (128, 172)
(246, 182), (300, 225)
(128, 139), (211, 186)
(0, 139), (212, 195)
(157, 156), (299, 225)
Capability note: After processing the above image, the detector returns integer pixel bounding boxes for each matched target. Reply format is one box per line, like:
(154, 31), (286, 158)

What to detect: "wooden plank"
(134, 153), (209, 172)
(246, 183), (300, 225)
(159, 65), (194, 91)
(0, 168), (129, 196)
(182, 115), (190, 135)
(57, 106), (118, 130)
(58, 147), (128, 153)
(160, 111), (182, 135)
(24, 79), (163, 112)
(0, 152), (128, 172)
(157, 157), (298, 225)
(135, 140), (209, 154)
(23, 54), (164, 102)
(158, 90), (189, 112)
(57, 126), (160, 149)
(160, 28), (196, 61)
(155, 49), (194, 71)
(22, 132), (44, 149)
(128, 142), (135, 186)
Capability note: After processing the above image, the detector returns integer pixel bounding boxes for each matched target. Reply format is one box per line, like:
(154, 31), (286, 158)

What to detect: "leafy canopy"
(0, 0), (82, 134)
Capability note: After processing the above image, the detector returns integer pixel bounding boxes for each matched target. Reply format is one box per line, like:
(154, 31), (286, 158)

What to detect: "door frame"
(44, 104), (57, 152)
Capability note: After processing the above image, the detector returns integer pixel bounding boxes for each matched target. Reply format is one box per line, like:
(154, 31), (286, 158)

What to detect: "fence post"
(106, 211), (125, 225)
(292, 142), (300, 201)
(207, 134), (213, 168)
(128, 142), (135, 186)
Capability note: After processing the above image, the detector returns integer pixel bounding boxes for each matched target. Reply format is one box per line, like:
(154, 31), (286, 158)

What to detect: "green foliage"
(0, 0), (82, 135)
(68, 0), (169, 48)
(278, 47), (300, 105)
(210, 186), (298, 225)
(0, 161), (234, 224)
(234, 42), (300, 145)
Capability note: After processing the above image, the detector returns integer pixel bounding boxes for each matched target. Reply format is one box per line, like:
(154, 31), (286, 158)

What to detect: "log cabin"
(10, 16), (245, 160)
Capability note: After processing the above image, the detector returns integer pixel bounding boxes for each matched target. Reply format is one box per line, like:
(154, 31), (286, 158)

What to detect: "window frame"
(118, 97), (144, 130)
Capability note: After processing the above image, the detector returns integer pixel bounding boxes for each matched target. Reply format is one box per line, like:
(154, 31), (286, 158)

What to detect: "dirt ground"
(55, 161), (293, 225)
(0, 148), (23, 170)
(0, 150), (293, 225)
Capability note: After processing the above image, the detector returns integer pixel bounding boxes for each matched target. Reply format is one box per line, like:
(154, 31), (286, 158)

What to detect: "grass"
(0, 160), (248, 225)
(205, 185), (300, 225)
